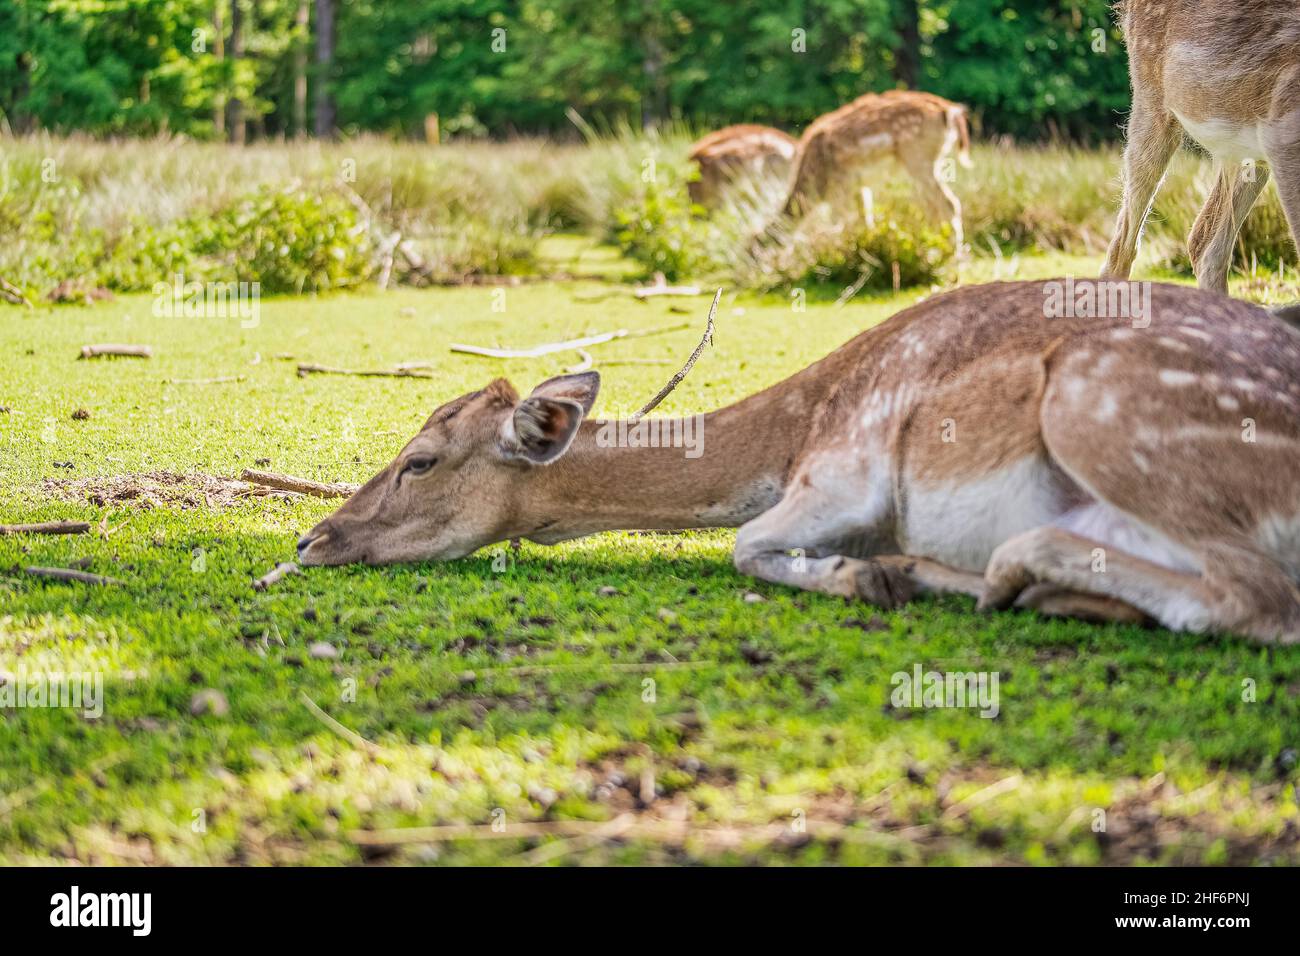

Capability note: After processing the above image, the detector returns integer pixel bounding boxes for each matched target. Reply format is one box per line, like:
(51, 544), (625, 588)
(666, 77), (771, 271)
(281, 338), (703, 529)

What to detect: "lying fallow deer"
(779, 90), (972, 244)
(687, 124), (797, 207)
(298, 280), (1300, 643)
(1102, 0), (1300, 323)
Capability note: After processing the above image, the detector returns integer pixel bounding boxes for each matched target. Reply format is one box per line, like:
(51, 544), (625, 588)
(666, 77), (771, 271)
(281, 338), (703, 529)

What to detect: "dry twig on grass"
(450, 322), (688, 360)
(78, 344), (152, 360)
(634, 271), (703, 299)
(0, 521), (90, 536)
(252, 561), (301, 592)
(565, 349), (594, 373)
(299, 691), (382, 754)
(296, 363), (434, 379)
(0, 276), (33, 308)
(166, 375), (246, 385)
(239, 469), (359, 498)
(631, 288), (721, 421)
(24, 566), (122, 586)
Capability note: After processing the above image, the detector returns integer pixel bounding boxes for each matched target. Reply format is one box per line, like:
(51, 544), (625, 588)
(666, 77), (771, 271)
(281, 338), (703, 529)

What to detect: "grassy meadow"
(2, 131), (1300, 865)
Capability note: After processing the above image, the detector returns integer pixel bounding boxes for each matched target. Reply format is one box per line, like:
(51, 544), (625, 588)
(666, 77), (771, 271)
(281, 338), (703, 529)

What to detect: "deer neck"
(516, 363), (834, 543)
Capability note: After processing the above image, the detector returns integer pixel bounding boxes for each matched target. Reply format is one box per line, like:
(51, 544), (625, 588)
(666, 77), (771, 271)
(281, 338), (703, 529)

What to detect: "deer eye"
(403, 455), (437, 477)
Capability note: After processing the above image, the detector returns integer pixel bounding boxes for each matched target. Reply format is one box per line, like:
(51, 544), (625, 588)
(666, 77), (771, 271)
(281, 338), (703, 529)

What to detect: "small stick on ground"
(24, 566), (122, 586)
(300, 691), (382, 754)
(166, 375), (247, 385)
(296, 363), (433, 379)
(450, 322), (689, 360)
(252, 561), (301, 592)
(0, 276), (33, 308)
(631, 288), (721, 421)
(0, 521), (90, 536)
(79, 344), (152, 360)
(240, 469), (358, 498)
(565, 349), (594, 373)
(634, 271), (703, 299)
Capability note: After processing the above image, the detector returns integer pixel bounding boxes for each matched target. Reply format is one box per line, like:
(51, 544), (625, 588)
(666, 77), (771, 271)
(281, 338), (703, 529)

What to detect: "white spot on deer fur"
(1231, 377), (1258, 391)
(1095, 392), (1118, 421)
(1179, 326), (1213, 342)
(1217, 394), (1241, 412)
(1159, 369), (1197, 387)
(1157, 336), (1190, 352)
(857, 132), (894, 150)
(1131, 451), (1151, 474)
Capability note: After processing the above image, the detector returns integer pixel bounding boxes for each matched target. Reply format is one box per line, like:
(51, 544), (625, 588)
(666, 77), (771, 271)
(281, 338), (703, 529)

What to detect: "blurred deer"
(687, 125), (797, 207)
(299, 280), (1300, 643)
(779, 90), (972, 245)
(1102, 0), (1300, 324)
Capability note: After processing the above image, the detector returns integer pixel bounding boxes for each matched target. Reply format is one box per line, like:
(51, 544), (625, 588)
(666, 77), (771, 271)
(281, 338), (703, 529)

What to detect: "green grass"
(2, 249), (1299, 865)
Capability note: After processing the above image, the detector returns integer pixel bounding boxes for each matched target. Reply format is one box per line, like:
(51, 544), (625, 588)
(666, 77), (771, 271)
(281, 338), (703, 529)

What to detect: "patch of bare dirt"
(41, 471), (304, 510)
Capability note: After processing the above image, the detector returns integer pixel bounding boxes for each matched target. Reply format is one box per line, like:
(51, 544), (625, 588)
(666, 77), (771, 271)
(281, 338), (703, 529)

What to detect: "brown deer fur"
(687, 124), (797, 206)
(1102, 0), (1300, 322)
(299, 280), (1300, 644)
(779, 90), (972, 243)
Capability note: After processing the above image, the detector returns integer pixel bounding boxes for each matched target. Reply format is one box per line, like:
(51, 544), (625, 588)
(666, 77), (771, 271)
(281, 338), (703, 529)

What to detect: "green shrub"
(189, 187), (373, 294)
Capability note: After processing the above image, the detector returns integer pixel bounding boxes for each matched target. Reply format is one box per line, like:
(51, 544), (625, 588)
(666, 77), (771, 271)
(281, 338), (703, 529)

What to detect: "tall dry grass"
(0, 131), (1294, 299)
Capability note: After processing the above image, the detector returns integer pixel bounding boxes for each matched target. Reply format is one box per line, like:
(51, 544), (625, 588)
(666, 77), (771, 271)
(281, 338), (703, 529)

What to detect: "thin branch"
(0, 521), (90, 536)
(78, 344), (152, 359)
(631, 288), (720, 421)
(0, 276), (33, 308)
(634, 271), (703, 299)
(166, 375), (246, 385)
(23, 566), (122, 586)
(240, 469), (358, 498)
(252, 561), (301, 592)
(450, 322), (689, 360)
(297, 363), (433, 379)
(300, 691), (382, 754)
(565, 349), (593, 373)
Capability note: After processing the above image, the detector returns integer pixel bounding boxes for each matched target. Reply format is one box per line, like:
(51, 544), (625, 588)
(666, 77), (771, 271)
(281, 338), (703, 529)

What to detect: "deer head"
(296, 371), (600, 566)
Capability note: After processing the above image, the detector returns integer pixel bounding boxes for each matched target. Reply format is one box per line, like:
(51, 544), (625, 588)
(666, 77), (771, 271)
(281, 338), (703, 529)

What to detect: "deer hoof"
(852, 559), (916, 609)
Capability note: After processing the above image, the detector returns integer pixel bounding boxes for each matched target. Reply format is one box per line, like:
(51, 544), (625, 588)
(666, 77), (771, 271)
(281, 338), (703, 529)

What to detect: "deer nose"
(297, 529), (328, 557)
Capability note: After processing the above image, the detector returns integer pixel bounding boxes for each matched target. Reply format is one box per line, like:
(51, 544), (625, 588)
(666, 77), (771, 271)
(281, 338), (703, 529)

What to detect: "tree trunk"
(293, 0), (309, 138)
(894, 0), (922, 88)
(640, 0), (667, 130)
(212, 1), (225, 135)
(228, 0), (245, 144)
(314, 0), (336, 138)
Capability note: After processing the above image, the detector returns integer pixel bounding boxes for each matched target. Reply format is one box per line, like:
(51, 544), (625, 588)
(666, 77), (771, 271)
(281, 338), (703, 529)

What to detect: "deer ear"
(506, 396), (585, 464)
(528, 371), (600, 415)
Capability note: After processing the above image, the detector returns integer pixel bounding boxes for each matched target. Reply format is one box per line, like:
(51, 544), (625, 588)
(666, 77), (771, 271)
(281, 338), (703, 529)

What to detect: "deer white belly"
(1173, 111), (1266, 162)
(900, 457), (1065, 573)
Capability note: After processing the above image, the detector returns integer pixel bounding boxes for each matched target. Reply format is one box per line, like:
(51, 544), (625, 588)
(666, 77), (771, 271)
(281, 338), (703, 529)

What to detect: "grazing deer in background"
(1102, 0), (1300, 323)
(778, 90), (972, 245)
(299, 280), (1300, 643)
(687, 124), (797, 207)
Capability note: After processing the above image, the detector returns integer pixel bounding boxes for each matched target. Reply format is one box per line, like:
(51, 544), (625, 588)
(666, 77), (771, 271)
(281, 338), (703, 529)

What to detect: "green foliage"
(1, 0), (1135, 141)
(612, 174), (712, 282)
(188, 186), (373, 293)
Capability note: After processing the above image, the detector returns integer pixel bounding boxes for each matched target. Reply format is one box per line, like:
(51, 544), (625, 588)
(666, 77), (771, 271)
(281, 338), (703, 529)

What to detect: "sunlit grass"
(2, 251), (1298, 864)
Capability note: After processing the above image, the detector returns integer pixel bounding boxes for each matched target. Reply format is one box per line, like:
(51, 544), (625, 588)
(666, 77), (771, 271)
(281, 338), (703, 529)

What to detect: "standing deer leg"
(1189, 162), (1271, 294)
(1263, 106), (1300, 326)
(1102, 105), (1182, 279)
(900, 145), (964, 249)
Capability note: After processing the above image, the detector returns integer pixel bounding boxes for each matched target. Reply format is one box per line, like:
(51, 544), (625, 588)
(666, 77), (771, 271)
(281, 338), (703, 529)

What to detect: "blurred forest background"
(0, 0), (1129, 142)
